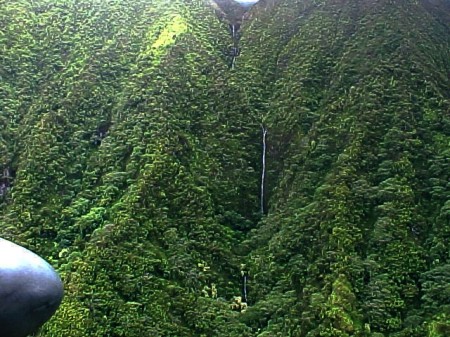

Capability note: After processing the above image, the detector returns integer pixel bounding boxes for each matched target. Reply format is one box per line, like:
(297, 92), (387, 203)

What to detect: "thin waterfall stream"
(229, 23), (240, 69)
(231, 23), (236, 38)
(243, 274), (248, 303)
(261, 126), (267, 214)
(240, 264), (249, 305)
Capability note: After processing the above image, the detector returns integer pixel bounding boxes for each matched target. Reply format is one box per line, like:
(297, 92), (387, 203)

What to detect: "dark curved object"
(0, 238), (64, 337)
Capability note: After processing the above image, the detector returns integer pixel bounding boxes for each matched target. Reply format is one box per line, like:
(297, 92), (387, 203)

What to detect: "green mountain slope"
(1, 0), (257, 335)
(235, 0), (450, 336)
(0, 0), (449, 336)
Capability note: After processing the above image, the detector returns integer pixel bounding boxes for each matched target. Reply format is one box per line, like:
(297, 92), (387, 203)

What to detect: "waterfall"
(241, 264), (248, 303)
(261, 126), (267, 214)
(243, 275), (248, 303)
(230, 24), (236, 39)
(231, 56), (236, 69)
(230, 24), (238, 69)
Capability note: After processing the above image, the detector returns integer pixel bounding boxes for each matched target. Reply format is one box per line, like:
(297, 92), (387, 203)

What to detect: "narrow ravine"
(212, 0), (259, 69)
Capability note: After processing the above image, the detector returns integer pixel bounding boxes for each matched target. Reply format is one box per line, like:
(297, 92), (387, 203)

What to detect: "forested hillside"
(0, 0), (449, 336)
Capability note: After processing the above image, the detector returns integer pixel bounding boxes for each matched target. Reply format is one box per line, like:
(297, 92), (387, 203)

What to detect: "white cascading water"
(243, 274), (248, 302)
(261, 126), (267, 214)
(231, 24), (236, 38)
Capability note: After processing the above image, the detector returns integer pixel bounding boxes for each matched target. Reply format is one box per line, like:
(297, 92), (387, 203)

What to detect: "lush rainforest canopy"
(0, 0), (449, 336)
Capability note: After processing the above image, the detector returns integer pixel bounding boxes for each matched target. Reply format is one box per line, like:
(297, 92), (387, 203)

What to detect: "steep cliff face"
(0, 0), (449, 336)
(235, 0), (450, 336)
(1, 1), (257, 335)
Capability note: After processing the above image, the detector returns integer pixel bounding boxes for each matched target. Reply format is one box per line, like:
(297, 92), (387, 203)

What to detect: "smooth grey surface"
(0, 238), (64, 337)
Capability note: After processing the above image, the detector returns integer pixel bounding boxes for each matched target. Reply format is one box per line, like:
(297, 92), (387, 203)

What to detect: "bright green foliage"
(1, 0), (449, 336)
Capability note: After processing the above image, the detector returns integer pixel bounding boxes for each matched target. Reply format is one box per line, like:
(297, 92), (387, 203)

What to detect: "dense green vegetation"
(0, 0), (449, 336)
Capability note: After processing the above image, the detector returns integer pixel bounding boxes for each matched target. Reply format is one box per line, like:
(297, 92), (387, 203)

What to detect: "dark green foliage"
(1, 0), (449, 336)
(234, 0), (450, 336)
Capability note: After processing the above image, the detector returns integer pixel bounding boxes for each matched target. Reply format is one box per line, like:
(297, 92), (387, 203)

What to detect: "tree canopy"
(0, 0), (449, 336)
